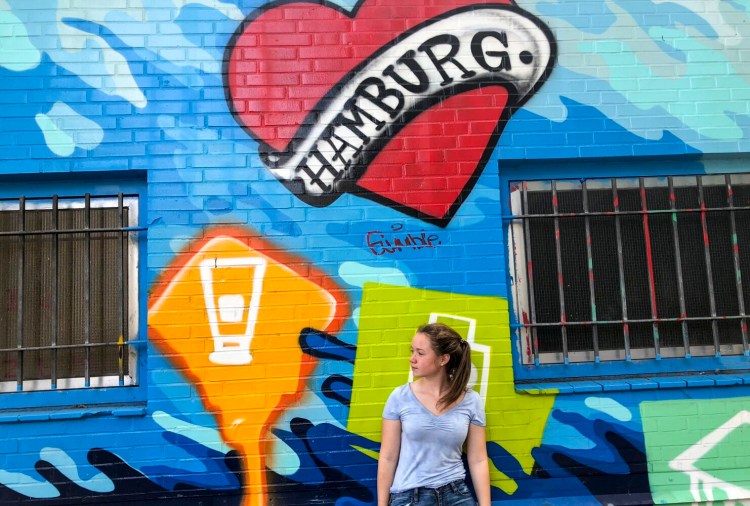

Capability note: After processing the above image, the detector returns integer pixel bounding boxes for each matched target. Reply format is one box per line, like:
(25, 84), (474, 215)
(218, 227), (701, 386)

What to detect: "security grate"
(508, 174), (750, 365)
(0, 193), (142, 392)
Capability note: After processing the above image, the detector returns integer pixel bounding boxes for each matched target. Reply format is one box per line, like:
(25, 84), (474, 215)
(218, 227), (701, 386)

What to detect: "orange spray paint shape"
(149, 228), (347, 506)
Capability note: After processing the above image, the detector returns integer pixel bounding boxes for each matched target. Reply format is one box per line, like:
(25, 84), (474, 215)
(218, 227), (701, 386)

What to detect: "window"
(0, 193), (142, 394)
(508, 173), (750, 380)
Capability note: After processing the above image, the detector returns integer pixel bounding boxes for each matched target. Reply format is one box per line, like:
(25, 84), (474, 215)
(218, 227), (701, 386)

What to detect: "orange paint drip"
(149, 227), (347, 506)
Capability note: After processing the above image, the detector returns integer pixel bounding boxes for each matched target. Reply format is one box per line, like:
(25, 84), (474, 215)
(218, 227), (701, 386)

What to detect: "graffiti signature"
(365, 224), (441, 255)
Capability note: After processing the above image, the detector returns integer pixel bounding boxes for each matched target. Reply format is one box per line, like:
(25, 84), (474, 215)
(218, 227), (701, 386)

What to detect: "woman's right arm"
(377, 418), (401, 506)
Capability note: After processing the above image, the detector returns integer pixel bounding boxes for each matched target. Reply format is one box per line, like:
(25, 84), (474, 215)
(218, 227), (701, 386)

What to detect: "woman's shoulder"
(391, 383), (411, 396)
(392, 383), (419, 401)
(462, 388), (486, 424)
(463, 387), (482, 404)
(384, 383), (412, 408)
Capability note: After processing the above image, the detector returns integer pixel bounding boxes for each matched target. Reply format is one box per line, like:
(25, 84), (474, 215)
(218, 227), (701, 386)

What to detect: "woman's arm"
(466, 423), (491, 506)
(377, 418), (402, 506)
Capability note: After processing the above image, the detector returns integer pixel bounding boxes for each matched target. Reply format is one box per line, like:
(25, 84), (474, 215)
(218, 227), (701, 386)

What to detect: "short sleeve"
(382, 386), (402, 420)
(469, 391), (486, 426)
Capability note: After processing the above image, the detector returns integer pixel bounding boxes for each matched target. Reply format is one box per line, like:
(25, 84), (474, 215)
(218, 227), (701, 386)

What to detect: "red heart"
(357, 86), (509, 221)
(225, 0), (550, 225)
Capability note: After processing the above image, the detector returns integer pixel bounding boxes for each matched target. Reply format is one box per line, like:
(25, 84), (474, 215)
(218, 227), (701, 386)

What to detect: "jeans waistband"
(433, 479), (464, 493)
(407, 479), (465, 502)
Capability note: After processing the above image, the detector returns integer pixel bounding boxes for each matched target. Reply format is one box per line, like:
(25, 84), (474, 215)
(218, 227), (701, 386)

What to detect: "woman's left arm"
(466, 423), (491, 506)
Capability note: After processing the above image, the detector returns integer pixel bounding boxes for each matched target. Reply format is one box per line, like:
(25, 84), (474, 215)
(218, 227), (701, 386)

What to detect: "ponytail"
(416, 323), (473, 409)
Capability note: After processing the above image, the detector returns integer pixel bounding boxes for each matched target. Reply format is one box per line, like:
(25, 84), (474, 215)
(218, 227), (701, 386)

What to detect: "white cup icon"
(200, 257), (267, 365)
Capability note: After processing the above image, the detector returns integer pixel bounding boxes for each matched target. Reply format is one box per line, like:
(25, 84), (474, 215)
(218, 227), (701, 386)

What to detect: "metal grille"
(0, 193), (142, 392)
(508, 174), (750, 365)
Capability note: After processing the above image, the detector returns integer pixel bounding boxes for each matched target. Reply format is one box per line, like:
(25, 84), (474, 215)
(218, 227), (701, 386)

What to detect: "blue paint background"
(1, 0), (749, 503)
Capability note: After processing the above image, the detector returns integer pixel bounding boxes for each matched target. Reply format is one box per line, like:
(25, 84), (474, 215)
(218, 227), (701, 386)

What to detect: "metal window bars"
(0, 193), (144, 392)
(508, 174), (750, 365)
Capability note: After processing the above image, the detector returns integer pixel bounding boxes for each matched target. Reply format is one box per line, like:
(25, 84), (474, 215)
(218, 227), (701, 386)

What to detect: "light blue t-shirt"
(382, 383), (486, 493)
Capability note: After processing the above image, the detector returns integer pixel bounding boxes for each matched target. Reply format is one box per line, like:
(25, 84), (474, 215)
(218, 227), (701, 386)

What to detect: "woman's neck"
(415, 372), (450, 395)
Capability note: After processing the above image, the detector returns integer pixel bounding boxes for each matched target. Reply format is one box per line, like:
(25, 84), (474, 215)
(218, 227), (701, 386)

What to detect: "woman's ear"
(441, 353), (450, 366)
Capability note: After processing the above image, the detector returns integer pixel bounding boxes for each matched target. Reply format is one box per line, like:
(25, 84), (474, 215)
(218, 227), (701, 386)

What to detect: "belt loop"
(449, 480), (460, 493)
(412, 487), (419, 504)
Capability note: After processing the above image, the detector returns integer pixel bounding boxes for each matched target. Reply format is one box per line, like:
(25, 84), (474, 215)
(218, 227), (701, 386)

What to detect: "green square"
(348, 283), (508, 442)
(347, 283), (556, 493)
(641, 396), (750, 504)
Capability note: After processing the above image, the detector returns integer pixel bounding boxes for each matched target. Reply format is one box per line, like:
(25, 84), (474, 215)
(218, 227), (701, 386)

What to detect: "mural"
(643, 397), (750, 505)
(224, 0), (556, 226)
(149, 227), (348, 505)
(0, 0), (749, 505)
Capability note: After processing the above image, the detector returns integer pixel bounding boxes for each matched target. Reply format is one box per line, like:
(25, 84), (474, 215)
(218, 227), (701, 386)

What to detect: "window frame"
(0, 176), (147, 410)
(500, 159), (750, 388)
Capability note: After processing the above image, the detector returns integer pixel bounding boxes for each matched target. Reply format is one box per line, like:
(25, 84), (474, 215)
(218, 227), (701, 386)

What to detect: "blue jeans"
(388, 479), (477, 506)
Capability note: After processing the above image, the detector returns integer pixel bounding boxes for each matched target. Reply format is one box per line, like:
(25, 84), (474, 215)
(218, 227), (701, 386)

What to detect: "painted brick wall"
(1, 1), (750, 505)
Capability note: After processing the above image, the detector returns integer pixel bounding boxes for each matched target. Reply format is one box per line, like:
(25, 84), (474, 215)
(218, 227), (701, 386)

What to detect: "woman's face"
(410, 332), (448, 379)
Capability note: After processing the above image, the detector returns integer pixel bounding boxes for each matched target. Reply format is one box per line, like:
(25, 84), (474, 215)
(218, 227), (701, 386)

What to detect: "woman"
(377, 323), (491, 506)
